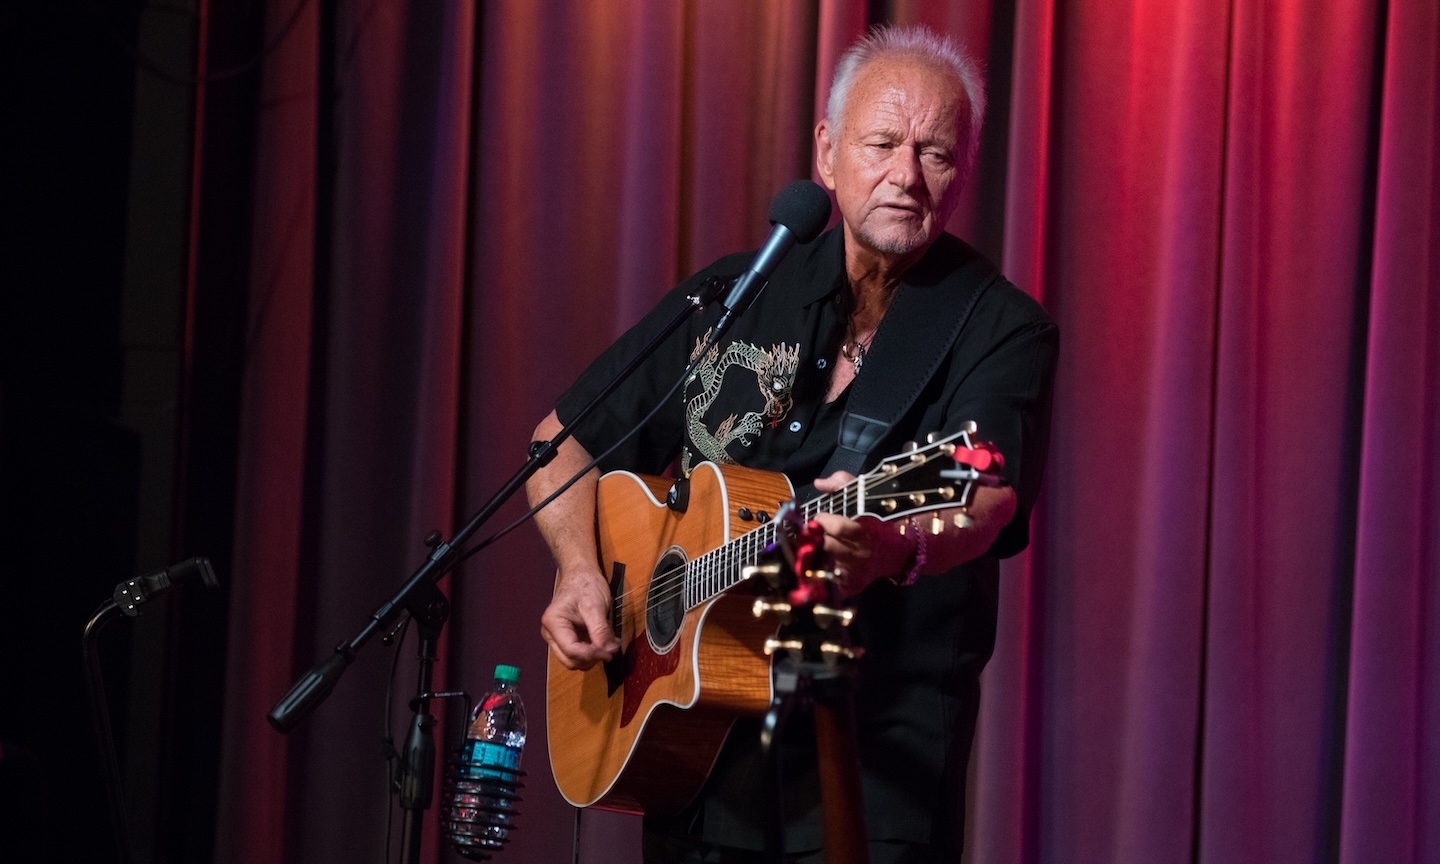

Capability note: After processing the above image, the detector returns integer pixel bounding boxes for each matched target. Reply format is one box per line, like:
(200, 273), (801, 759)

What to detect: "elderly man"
(531, 25), (1057, 863)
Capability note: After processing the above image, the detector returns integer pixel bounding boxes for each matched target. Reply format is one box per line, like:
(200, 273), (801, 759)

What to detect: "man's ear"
(814, 120), (838, 191)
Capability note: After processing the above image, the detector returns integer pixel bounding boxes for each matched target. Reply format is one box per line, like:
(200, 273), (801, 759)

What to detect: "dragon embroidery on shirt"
(682, 328), (800, 475)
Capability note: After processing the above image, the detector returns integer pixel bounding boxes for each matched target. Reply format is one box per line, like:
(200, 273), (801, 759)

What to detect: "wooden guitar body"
(546, 461), (793, 814)
(545, 427), (1004, 818)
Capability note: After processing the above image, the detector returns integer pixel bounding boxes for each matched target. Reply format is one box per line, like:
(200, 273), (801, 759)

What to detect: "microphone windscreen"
(768, 180), (832, 244)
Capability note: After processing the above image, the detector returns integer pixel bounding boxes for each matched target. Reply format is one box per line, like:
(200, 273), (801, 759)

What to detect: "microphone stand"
(267, 276), (732, 863)
(395, 580), (446, 864)
(83, 558), (219, 864)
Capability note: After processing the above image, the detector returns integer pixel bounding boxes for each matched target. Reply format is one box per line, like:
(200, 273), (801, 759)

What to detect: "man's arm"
(529, 410), (620, 670)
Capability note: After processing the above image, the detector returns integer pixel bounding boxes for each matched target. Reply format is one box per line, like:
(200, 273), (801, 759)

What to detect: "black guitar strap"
(821, 248), (999, 478)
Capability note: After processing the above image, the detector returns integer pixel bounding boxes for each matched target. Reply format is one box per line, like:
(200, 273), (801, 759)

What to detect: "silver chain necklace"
(840, 329), (872, 372)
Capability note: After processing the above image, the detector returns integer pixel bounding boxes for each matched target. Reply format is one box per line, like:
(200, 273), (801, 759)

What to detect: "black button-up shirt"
(556, 226), (1058, 851)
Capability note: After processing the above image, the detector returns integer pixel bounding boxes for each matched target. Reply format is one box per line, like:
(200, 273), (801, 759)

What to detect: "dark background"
(2, 4), (257, 861)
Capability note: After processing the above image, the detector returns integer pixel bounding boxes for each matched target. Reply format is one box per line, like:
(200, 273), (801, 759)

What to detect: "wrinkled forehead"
(839, 55), (968, 136)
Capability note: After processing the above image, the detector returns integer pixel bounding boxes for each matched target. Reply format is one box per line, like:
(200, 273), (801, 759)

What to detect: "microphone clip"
(112, 557), (218, 617)
(687, 274), (738, 309)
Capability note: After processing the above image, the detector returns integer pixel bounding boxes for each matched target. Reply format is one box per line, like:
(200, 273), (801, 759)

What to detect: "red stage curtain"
(215, 1), (1439, 862)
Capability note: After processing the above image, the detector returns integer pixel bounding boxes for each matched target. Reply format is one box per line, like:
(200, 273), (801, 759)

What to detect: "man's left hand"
(811, 468), (1019, 594)
(811, 471), (914, 596)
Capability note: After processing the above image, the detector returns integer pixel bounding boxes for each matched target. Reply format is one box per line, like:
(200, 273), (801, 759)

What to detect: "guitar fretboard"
(680, 483), (862, 610)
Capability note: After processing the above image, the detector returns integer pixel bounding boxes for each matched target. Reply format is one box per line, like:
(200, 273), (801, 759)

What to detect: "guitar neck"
(683, 483), (860, 610)
(681, 427), (999, 610)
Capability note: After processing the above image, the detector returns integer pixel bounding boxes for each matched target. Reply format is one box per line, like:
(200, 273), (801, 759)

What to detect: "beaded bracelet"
(894, 516), (928, 587)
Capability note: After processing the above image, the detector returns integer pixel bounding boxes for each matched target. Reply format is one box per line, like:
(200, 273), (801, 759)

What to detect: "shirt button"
(789, 421), (802, 432)
(815, 358), (827, 369)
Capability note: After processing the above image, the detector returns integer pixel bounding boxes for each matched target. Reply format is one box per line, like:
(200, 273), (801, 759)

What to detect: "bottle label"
(461, 739), (520, 779)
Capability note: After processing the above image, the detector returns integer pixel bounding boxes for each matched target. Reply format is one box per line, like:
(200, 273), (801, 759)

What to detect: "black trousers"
(641, 831), (954, 864)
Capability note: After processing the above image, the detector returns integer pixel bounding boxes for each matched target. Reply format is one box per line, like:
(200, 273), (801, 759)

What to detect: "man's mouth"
(878, 202), (923, 217)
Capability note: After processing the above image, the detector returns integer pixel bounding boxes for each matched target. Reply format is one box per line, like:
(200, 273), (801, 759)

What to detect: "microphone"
(112, 557), (218, 617)
(715, 179), (832, 331)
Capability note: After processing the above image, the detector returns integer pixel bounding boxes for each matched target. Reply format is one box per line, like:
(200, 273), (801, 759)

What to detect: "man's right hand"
(528, 410), (618, 671)
(541, 567), (621, 670)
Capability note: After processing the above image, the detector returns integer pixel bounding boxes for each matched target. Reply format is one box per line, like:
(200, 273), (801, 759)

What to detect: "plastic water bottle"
(440, 664), (526, 860)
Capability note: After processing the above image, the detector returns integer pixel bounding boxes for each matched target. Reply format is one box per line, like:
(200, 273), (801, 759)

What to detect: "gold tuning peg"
(752, 598), (792, 620)
(812, 605), (854, 627)
(820, 643), (864, 660)
(926, 431), (942, 444)
(764, 637), (805, 656)
(742, 562), (783, 585)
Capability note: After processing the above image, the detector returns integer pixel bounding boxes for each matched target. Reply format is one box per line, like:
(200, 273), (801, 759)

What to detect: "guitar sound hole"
(645, 550), (686, 651)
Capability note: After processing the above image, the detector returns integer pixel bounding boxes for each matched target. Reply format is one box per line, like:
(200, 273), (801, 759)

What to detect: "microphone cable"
(449, 334), (715, 568)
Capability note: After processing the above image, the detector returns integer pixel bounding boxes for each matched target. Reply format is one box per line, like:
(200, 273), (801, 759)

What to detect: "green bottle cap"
(494, 664), (520, 683)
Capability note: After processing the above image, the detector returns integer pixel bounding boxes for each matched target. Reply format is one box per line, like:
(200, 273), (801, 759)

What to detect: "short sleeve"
(944, 303), (1059, 559)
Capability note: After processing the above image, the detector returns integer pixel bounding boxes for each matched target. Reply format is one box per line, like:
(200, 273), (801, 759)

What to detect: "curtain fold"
(1202, 1), (1386, 859)
(1341, 1), (1440, 861)
(215, 1), (1440, 862)
(213, 2), (319, 862)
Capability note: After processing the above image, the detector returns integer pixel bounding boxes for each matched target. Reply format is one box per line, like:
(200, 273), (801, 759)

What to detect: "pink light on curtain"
(1203, 0), (1384, 859)
(1341, 1), (1440, 862)
(211, 3), (1440, 863)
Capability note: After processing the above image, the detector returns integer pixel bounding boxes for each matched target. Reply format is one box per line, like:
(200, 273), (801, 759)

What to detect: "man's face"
(816, 56), (969, 261)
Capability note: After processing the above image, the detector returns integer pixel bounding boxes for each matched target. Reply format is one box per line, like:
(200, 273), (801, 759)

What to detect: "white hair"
(825, 25), (987, 180)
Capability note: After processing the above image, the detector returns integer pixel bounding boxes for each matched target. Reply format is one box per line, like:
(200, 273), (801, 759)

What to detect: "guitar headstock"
(857, 422), (1008, 523)
(746, 506), (862, 672)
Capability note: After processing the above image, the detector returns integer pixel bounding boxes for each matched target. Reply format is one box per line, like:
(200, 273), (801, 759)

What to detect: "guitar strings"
(619, 480), (963, 615)
(605, 457), (960, 616)
(607, 460), (947, 614)
(604, 478), (856, 613)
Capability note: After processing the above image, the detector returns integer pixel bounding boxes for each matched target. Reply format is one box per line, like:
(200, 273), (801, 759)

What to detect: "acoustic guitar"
(546, 426), (1004, 814)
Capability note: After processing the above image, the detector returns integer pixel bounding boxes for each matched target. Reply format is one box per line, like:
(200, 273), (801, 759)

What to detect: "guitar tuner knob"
(904, 441), (919, 452)
(756, 510), (771, 522)
(764, 638), (805, 656)
(939, 487), (955, 501)
(909, 452), (925, 463)
(737, 507), (753, 521)
(752, 598), (792, 620)
(820, 643), (864, 660)
(742, 563), (783, 585)
(909, 493), (926, 505)
(925, 431), (942, 444)
(879, 499), (897, 514)
(881, 463), (898, 474)
(813, 605), (854, 627)
(939, 443), (956, 456)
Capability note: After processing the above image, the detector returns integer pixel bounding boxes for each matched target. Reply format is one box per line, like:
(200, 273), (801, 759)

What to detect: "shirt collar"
(794, 225), (848, 307)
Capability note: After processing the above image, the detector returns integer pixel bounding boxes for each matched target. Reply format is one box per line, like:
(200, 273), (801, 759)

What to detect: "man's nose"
(887, 145), (923, 191)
